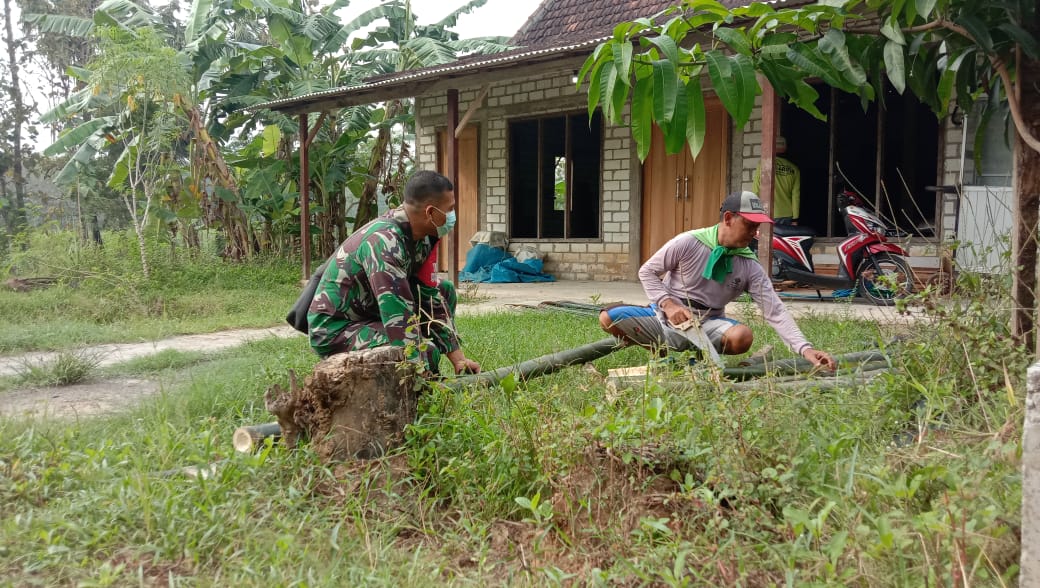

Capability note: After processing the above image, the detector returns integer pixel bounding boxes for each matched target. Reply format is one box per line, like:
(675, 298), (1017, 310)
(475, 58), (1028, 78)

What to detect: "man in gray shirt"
(599, 191), (835, 369)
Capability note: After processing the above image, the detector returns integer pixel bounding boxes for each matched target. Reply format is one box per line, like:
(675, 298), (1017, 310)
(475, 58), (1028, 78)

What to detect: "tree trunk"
(354, 99), (404, 232)
(3, 0), (28, 239)
(177, 97), (255, 260)
(1014, 46), (1040, 356)
(264, 346), (420, 462)
(133, 218), (150, 279)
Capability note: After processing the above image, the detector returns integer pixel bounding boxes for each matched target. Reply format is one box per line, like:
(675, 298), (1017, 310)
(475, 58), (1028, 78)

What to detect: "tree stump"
(267, 346), (420, 462)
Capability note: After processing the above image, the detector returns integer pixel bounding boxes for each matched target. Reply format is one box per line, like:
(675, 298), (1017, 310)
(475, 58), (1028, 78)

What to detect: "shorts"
(604, 304), (739, 352)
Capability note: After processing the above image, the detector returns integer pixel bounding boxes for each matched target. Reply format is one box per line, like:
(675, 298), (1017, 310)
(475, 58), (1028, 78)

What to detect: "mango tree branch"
(992, 54), (1040, 154)
(898, 19), (1040, 155)
(938, 19), (1040, 155)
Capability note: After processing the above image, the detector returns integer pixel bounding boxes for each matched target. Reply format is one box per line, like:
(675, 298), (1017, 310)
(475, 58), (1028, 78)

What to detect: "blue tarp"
(459, 244), (555, 283)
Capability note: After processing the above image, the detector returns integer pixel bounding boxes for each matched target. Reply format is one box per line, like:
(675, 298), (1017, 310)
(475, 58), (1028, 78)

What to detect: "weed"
(457, 281), (491, 304)
(15, 349), (103, 386)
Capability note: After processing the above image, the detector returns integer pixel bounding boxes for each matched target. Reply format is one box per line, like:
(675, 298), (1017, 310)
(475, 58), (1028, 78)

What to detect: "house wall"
(415, 70), (963, 282)
(415, 67), (641, 281)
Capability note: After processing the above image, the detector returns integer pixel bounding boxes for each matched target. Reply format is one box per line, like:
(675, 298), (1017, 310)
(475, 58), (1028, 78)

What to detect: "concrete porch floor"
(455, 279), (923, 325)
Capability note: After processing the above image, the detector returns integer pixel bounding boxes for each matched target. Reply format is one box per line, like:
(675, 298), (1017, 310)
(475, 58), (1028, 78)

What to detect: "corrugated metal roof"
(250, 36), (606, 113)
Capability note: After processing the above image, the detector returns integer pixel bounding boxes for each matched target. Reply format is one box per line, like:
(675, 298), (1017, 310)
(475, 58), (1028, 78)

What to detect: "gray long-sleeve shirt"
(638, 230), (813, 354)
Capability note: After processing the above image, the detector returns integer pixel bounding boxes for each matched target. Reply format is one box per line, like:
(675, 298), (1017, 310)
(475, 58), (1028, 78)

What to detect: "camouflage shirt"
(307, 208), (460, 358)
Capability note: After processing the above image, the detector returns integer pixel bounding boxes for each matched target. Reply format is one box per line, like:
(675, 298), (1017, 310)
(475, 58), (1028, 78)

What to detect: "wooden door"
(641, 99), (730, 262)
(640, 126), (686, 260)
(683, 100), (730, 232)
(437, 125), (479, 269)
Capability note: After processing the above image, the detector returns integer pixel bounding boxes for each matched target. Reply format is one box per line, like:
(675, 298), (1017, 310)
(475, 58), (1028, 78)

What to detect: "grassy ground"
(0, 230), (300, 353)
(0, 280), (1027, 586)
(0, 305), (1023, 582)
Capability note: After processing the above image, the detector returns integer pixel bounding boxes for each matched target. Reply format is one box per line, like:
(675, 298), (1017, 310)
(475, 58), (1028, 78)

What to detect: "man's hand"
(447, 349), (481, 374)
(659, 298), (692, 326)
(802, 348), (835, 370)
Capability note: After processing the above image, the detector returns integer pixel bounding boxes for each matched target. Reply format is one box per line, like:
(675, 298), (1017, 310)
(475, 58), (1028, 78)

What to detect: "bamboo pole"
(232, 338), (624, 453)
(233, 343), (893, 453)
(232, 422), (282, 453)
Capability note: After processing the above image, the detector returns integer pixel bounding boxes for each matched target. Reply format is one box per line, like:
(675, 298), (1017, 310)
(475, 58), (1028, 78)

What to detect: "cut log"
(232, 422), (282, 453)
(3, 277), (60, 292)
(284, 346), (419, 462)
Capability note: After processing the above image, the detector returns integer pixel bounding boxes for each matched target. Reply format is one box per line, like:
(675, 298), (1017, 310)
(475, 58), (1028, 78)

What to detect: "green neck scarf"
(690, 225), (758, 283)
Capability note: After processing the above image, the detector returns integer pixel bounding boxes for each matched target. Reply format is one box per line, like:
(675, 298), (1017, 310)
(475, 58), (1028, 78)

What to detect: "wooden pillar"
(758, 77), (779, 275)
(299, 114), (311, 280)
(446, 89), (460, 285)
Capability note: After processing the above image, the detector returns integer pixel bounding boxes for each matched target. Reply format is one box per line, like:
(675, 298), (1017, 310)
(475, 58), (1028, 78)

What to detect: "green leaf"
(787, 44), (850, 91)
(914, 0), (937, 19)
(261, 125), (282, 157)
(652, 59), (678, 124)
(880, 16), (905, 45)
(184, 0), (215, 44)
(998, 23), (1040, 59)
(599, 60), (619, 122)
(707, 51), (756, 130)
(713, 26), (751, 55)
(646, 34), (680, 66)
(705, 49), (736, 115)
(107, 144), (135, 189)
(577, 42), (608, 88)
(587, 56), (605, 119)
(614, 41), (634, 87)
(819, 29), (867, 87)
(883, 40), (906, 94)
(43, 118), (113, 156)
(664, 81), (688, 154)
(954, 48), (978, 111)
(631, 74), (655, 162)
(955, 15), (993, 51)
(435, 0), (490, 29)
(685, 79), (707, 160)
(21, 13), (95, 37)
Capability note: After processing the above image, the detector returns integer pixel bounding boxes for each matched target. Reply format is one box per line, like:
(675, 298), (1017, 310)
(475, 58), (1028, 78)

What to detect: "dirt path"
(0, 326), (301, 378)
(0, 377), (162, 420)
(0, 326), (301, 420)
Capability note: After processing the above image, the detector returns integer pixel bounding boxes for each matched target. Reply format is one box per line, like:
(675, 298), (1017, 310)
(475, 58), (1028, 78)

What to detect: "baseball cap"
(720, 191), (774, 224)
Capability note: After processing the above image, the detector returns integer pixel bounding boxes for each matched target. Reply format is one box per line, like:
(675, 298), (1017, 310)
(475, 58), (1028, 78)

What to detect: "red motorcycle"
(761, 190), (914, 306)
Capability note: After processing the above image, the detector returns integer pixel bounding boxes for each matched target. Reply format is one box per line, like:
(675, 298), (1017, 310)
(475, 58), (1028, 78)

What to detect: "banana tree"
(32, 0), (262, 259)
(581, 0), (1040, 351)
(345, 0), (511, 230)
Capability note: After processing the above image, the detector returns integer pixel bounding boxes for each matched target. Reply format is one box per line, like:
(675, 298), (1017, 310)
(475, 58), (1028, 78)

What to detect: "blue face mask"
(431, 207), (456, 238)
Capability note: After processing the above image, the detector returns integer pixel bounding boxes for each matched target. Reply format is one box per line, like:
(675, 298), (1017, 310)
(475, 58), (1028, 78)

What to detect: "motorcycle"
(758, 190), (914, 306)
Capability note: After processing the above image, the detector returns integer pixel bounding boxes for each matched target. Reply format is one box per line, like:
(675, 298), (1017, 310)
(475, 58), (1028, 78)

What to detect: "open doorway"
(780, 83), (939, 238)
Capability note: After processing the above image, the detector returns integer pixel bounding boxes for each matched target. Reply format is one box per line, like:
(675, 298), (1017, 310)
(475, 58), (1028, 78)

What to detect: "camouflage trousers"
(318, 280), (458, 372)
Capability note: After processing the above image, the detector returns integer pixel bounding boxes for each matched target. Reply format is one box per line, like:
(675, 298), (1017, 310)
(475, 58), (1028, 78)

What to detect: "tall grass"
(0, 229), (301, 353)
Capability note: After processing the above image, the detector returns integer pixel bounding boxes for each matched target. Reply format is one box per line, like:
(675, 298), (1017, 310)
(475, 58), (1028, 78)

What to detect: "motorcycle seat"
(773, 224), (816, 237)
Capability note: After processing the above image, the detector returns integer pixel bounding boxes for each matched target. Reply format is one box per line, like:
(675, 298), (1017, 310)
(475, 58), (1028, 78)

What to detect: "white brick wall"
(415, 68), (636, 281)
(416, 70), (961, 280)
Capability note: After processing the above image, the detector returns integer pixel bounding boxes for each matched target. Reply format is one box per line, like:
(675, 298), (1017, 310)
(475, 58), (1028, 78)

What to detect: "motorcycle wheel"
(856, 252), (914, 306)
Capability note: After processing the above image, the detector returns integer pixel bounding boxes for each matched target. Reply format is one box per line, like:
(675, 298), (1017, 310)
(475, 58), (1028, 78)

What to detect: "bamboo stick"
(232, 422), (282, 453)
(232, 338), (625, 452)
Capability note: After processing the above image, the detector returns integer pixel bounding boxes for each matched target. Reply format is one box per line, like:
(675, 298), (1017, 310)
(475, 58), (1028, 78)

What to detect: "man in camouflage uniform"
(308, 171), (480, 375)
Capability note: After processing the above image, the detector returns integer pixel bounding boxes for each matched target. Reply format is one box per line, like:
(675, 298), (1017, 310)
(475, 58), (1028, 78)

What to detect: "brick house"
(261, 0), (1012, 282)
